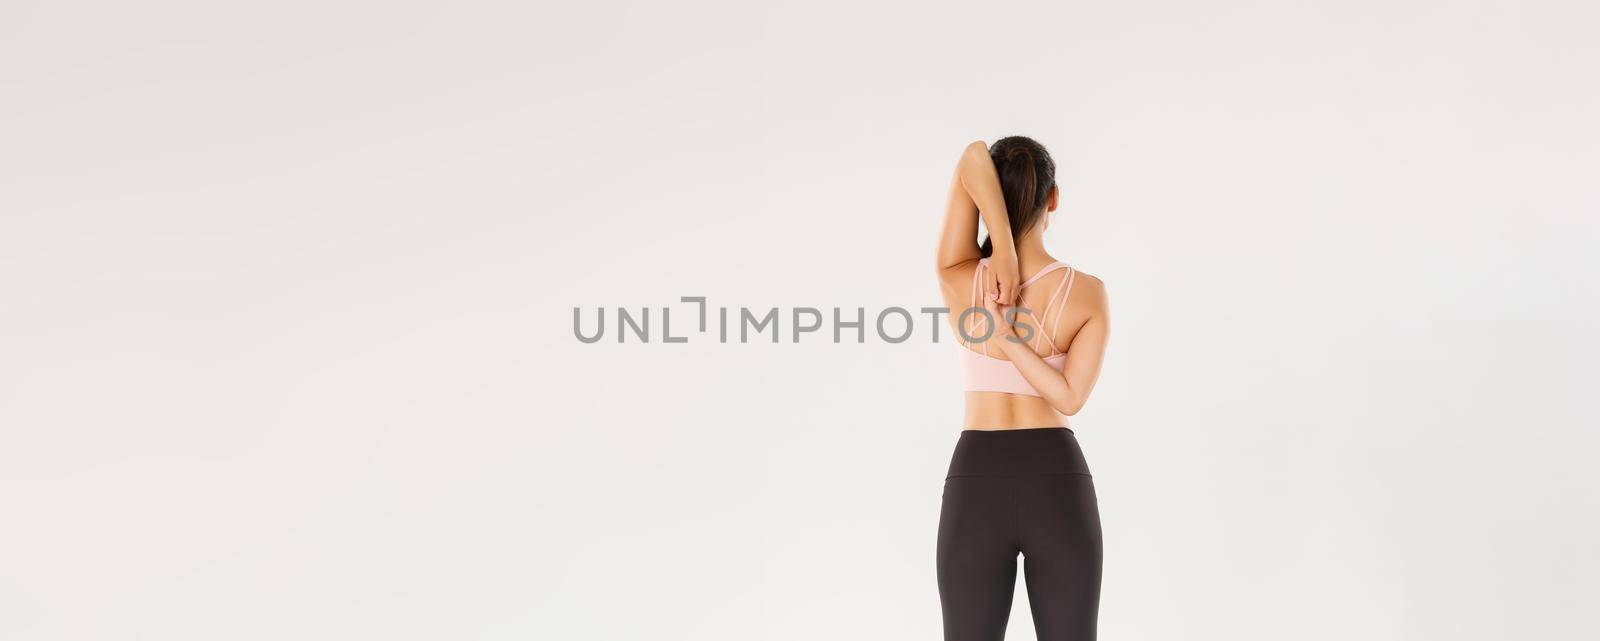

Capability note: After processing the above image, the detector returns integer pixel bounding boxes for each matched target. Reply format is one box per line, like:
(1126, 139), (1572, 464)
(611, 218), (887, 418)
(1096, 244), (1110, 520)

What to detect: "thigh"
(1017, 474), (1102, 641)
(937, 476), (1019, 641)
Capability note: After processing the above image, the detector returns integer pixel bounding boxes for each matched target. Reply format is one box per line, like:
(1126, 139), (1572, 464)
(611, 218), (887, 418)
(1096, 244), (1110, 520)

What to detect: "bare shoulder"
(1071, 268), (1109, 310)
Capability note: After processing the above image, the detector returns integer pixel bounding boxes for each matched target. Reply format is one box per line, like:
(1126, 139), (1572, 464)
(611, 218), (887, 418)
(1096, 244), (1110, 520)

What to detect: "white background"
(3, 1), (1597, 639)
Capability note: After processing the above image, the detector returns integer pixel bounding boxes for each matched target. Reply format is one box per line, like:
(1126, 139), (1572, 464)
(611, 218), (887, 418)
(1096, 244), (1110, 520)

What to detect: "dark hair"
(979, 136), (1057, 257)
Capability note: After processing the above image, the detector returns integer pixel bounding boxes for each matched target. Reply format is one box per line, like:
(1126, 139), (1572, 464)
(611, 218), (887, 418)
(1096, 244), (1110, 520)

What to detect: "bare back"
(938, 256), (1107, 429)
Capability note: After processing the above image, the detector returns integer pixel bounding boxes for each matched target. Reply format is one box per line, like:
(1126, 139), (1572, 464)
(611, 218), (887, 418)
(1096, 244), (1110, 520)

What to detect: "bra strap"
(1032, 267), (1070, 352)
(1046, 267), (1077, 351)
(1018, 261), (1066, 289)
(967, 259), (990, 355)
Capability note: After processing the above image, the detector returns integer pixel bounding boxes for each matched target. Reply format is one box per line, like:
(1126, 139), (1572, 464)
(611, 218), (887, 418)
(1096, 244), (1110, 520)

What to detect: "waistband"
(945, 427), (1091, 478)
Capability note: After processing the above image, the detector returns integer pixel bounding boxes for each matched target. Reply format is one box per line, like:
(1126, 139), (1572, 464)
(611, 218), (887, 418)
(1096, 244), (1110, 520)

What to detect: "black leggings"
(937, 427), (1102, 641)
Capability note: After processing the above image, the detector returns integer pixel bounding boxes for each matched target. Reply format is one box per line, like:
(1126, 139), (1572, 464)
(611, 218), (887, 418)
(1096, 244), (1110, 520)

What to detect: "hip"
(945, 426), (1092, 479)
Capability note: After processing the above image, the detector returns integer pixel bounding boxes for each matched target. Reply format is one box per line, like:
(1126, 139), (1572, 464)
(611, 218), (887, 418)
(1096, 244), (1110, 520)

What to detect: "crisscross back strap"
(1018, 261), (1067, 289)
(965, 259), (990, 354)
(965, 259), (1074, 356)
(1043, 267), (1077, 354)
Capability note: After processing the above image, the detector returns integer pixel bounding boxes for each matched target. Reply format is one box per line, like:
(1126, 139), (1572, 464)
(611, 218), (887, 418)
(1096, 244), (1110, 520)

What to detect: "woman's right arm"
(936, 141), (1020, 303)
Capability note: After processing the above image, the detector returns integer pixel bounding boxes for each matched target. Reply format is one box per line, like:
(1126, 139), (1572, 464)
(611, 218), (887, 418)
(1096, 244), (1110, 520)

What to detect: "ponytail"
(978, 136), (1056, 257)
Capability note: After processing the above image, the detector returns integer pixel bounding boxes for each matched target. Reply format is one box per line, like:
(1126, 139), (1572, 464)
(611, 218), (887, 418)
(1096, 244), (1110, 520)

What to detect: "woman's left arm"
(981, 278), (1110, 416)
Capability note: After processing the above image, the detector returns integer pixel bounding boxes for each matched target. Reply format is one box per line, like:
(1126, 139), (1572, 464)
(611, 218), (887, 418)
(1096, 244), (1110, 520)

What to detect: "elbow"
(1051, 393), (1085, 417)
(962, 140), (989, 163)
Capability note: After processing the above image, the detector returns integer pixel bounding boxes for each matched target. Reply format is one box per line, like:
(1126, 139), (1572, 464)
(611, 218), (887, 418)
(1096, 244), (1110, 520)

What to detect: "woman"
(934, 136), (1111, 641)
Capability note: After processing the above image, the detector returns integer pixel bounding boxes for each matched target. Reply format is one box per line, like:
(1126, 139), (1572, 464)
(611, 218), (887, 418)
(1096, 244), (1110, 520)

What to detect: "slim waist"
(945, 427), (1091, 478)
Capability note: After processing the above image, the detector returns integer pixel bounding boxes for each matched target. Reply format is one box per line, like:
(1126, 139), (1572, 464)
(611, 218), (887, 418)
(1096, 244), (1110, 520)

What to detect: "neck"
(1014, 231), (1053, 270)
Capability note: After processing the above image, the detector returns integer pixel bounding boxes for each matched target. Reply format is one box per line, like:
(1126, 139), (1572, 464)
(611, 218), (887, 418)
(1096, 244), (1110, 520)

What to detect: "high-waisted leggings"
(937, 427), (1102, 641)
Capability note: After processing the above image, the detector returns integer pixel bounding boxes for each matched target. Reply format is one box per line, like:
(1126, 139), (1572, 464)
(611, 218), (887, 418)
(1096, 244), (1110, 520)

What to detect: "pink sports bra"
(958, 257), (1077, 397)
